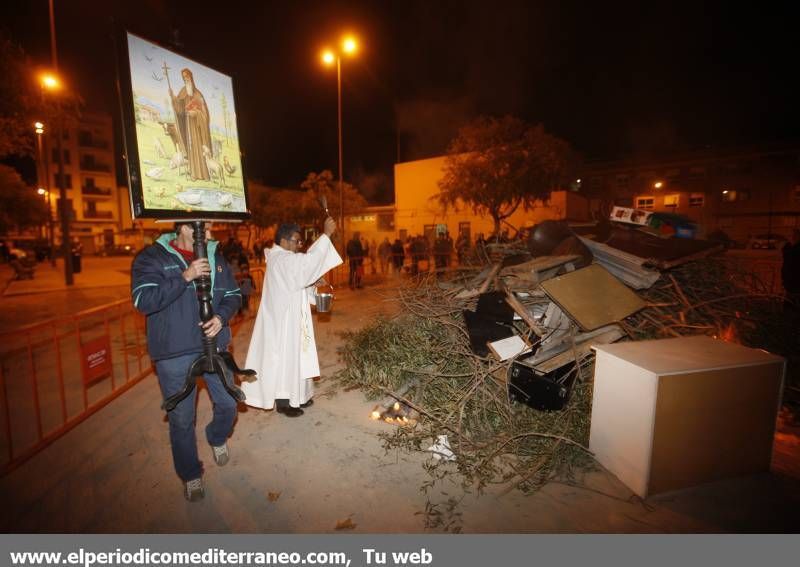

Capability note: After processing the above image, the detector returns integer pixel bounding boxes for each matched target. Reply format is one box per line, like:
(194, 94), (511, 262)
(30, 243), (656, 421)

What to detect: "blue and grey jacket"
(131, 233), (242, 361)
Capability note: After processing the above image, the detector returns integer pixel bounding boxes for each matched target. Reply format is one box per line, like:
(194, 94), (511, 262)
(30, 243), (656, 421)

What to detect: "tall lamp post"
(45, 0), (73, 285)
(41, 72), (72, 285)
(321, 35), (358, 245)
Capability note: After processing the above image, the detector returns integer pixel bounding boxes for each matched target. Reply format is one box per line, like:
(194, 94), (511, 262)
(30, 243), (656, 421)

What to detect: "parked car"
(748, 234), (788, 250)
(99, 244), (137, 257)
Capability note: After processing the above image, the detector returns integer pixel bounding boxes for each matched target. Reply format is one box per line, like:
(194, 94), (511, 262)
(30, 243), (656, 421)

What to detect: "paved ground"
(0, 256), (798, 533)
(0, 257), (133, 331)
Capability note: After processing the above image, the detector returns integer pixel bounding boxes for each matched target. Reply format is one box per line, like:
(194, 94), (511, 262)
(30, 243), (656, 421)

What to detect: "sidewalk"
(2, 257), (132, 297)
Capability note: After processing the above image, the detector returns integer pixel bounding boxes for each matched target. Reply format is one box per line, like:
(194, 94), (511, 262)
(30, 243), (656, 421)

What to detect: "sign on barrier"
(80, 335), (113, 385)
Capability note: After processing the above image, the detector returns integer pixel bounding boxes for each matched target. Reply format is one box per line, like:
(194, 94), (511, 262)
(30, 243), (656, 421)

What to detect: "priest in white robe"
(243, 217), (342, 416)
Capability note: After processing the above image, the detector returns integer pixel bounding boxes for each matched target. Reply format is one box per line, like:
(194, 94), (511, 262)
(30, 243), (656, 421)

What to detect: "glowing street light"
(41, 73), (60, 91)
(319, 34), (360, 248)
(654, 181), (664, 189)
(342, 36), (357, 54)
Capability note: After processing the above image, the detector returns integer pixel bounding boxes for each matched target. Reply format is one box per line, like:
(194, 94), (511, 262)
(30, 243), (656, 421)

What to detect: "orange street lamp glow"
(342, 36), (357, 54)
(654, 181), (663, 189)
(37, 187), (47, 195)
(41, 73), (60, 90)
(34, 121), (44, 129)
(321, 50), (335, 65)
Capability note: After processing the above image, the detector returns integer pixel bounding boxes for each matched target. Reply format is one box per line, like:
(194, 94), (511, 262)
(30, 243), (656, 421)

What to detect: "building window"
(636, 197), (655, 210)
(54, 173), (72, 188)
(51, 149), (70, 164)
(377, 213), (395, 232)
(689, 193), (705, 207)
(688, 166), (706, 178)
(721, 189), (750, 202)
(57, 198), (76, 220)
(663, 194), (680, 208)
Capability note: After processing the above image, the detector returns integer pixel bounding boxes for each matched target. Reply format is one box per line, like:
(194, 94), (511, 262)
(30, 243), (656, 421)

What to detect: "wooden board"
(540, 264), (645, 330)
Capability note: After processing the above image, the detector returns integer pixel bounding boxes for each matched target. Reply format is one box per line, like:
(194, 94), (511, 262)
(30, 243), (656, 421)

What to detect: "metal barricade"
(0, 291), (261, 476)
(0, 300), (151, 475)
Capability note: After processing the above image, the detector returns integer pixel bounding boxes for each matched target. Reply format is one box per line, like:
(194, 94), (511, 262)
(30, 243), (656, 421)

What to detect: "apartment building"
(45, 111), (125, 254)
(582, 145), (800, 243)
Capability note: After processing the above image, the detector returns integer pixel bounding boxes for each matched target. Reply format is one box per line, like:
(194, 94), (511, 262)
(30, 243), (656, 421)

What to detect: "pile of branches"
(336, 271), (596, 497)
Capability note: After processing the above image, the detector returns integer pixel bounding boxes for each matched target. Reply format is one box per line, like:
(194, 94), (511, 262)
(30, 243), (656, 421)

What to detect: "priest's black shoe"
(277, 406), (304, 417)
(300, 399), (314, 409)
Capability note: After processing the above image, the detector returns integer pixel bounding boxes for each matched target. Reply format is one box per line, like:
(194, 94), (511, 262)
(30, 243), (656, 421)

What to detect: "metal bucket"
(315, 285), (334, 313)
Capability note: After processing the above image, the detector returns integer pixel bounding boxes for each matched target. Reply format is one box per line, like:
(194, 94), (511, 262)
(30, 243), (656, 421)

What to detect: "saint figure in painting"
(170, 68), (212, 181)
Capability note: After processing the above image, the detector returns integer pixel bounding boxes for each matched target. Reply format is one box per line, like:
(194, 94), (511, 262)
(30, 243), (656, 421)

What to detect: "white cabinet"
(590, 336), (784, 498)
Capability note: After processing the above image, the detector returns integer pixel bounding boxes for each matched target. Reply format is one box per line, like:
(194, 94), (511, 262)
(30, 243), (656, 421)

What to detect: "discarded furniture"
(578, 237), (660, 290)
(601, 226), (724, 270)
(590, 335), (784, 498)
(540, 264), (645, 330)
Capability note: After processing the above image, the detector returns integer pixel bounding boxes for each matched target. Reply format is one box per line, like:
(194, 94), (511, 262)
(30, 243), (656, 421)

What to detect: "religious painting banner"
(116, 30), (250, 220)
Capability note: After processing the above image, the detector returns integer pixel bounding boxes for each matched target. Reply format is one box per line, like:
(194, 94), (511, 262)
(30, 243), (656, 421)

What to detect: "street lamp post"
(321, 35), (358, 246)
(41, 73), (73, 285)
(46, 0), (73, 285)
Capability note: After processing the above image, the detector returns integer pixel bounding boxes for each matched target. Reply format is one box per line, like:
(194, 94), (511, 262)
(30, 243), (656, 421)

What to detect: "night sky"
(2, 0), (798, 203)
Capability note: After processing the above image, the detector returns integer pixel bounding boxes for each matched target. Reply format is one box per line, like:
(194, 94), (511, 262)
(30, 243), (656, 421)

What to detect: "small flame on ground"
(720, 322), (738, 343)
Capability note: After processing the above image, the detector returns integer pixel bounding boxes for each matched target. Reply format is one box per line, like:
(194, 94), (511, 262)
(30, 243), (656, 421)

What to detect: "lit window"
(636, 197), (655, 210)
(689, 194), (705, 207)
(663, 194), (680, 207)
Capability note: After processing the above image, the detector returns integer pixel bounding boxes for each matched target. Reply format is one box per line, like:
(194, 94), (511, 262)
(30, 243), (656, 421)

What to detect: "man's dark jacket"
(131, 233), (241, 361)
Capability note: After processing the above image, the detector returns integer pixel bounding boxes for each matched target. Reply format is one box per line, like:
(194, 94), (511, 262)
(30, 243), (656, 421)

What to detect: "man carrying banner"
(131, 222), (242, 501)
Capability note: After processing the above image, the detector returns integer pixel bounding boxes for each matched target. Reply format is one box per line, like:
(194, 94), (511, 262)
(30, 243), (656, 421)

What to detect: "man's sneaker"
(184, 478), (204, 502)
(212, 444), (229, 466)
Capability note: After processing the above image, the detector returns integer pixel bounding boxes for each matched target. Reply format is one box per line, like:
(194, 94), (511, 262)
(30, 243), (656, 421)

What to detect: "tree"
(437, 115), (576, 236)
(249, 185), (307, 230)
(0, 165), (49, 233)
(0, 33), (82, 159)
(248, 171), (368, 232)
(0, 34), (38, 158)
(299, 170), (368, 222)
